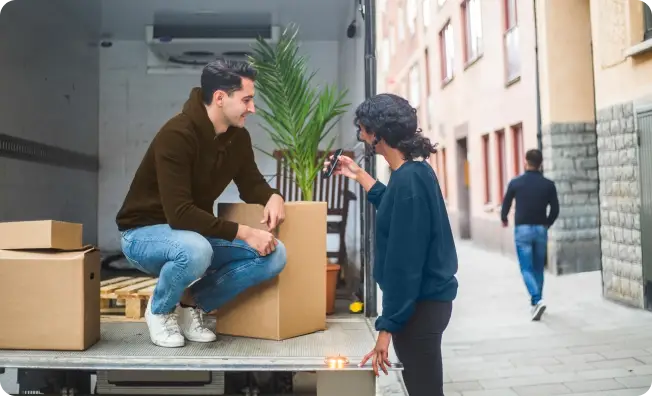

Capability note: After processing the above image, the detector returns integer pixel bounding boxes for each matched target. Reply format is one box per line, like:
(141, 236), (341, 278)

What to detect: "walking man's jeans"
(514, 224), (548, 306)
(120, 224), (287, 315)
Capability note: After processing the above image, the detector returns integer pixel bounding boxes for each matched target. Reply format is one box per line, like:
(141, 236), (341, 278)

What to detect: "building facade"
(376, 0), (539, 258)
(376, 0), (652, 309)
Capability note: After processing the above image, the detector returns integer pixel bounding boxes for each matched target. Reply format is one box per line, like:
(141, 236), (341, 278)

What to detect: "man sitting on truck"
(115, 58), (287, 348)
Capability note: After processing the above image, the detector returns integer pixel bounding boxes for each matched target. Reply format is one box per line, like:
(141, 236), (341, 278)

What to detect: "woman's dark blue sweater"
(368, 160), (458, 334)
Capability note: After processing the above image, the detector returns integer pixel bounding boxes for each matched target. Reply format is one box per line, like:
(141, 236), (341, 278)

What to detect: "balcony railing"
(504, 25), (520, 83)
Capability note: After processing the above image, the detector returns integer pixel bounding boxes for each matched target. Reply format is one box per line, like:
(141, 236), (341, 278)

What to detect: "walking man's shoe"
(531, 300), (546, 321)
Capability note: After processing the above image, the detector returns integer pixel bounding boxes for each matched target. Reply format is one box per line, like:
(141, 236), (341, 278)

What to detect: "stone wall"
(596, 101), (644, 308)
(541, 123), (601, 274)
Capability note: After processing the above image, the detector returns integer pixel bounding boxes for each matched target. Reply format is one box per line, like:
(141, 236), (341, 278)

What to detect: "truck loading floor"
(0, 318), (402, 372)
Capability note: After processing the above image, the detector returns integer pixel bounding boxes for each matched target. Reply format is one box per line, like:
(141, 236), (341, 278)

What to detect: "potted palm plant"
(248, 23), (350, 316)
(248, 23), (350, 201)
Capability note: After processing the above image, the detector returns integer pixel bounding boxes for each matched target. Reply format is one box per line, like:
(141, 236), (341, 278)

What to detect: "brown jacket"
(115, 87), (281, 241)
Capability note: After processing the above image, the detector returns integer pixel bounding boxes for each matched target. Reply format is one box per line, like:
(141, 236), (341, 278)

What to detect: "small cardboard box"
(0, 245), (101, 350)
(214, 202), (327, 340)
(0, 220), (83, 250)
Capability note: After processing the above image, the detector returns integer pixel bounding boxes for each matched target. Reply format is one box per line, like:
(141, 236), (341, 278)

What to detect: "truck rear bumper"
(0, 318), (402, 372)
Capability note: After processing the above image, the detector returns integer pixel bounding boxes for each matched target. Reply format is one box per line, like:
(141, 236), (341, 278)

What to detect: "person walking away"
(324, 93), (458, 396)
(115, 59), (288, 348)
(500, 149), (559, 321)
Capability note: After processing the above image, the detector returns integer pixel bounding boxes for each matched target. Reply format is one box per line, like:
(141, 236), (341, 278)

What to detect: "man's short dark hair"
(201, 58), (257, 104)
(525, 149), (543, 169)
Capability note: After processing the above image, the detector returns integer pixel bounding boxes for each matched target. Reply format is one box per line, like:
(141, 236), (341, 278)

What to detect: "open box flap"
(0, 244), (98, 260)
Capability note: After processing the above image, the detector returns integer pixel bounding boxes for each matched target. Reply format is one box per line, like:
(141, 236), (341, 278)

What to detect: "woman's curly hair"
(353, 93), (437, 160)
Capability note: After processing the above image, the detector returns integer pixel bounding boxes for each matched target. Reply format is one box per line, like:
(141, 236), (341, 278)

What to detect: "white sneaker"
(145, 298), (185, 348)
(531, 300), (547, 321)
(178, 305), (217, 342)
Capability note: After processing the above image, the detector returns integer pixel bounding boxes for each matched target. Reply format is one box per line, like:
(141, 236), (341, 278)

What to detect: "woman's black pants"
(392, 300), (453, 396)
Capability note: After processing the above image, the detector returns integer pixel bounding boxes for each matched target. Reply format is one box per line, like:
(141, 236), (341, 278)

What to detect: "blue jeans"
(120, 224), (287, 315)
(514, 225), (548, 306)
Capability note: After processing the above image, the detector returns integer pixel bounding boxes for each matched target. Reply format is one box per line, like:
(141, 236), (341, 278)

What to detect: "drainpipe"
(533, 0), (543, 153)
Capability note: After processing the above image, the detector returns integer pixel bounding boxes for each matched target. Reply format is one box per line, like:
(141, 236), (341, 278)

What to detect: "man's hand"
(359, 331), (392, 376)
(262, 194), (285, 231)
(237, 225), (278, 256)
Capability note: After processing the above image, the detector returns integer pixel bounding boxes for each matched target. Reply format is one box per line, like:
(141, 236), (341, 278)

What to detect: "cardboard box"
(214, 202), (327, 340)
(0, 244), (101, 350)
(0, 220), (83, 250)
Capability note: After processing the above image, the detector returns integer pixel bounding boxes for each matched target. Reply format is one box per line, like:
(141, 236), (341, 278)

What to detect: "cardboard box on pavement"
(0, 220), (100, 351)
(214, 202), (327, 340)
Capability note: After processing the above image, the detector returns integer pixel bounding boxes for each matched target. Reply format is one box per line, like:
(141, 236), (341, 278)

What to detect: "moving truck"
(0, 0), (400, 394)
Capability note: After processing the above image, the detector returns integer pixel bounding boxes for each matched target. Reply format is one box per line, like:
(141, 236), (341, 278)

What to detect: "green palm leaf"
(248, 23), (350, 202)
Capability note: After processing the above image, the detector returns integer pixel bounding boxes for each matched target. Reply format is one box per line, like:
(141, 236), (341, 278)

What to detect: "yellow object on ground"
(349, 301), (364, 313)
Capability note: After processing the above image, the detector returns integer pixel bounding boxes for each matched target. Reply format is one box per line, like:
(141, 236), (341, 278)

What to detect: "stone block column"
(596, 102), (644, 308)
(542, 124), (601, 274)
(535, 0), (600, 275)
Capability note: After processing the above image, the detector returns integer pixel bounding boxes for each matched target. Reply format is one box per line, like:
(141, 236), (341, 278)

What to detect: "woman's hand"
(323, 154), (361, 180)
(359, 331), (392, 376)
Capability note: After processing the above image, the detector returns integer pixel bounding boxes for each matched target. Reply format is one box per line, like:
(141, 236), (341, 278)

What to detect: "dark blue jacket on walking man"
(500, 148), (559, 321)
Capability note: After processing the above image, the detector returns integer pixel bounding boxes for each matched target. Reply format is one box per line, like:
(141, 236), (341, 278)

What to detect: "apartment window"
(645, 2), (652, 41)
(407, 0), (417, 35)
(423, 0), (431, 29)
(482, 134), (491, 204)
(389, 25), (395, 54)
(439, 21), (454, 83)
(398, 8), (406, 41)
(461, 0), (483, 64)
(496, 129), (507, 202)
(511, 123), (524, 176)
(503, 0), (520, 83)
(409, 64), (420, 107)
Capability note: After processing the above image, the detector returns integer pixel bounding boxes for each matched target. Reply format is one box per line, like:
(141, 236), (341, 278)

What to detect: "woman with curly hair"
(324, 93), (458, 395)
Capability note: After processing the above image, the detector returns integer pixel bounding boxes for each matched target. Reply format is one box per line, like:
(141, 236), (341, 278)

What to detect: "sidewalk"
(441, 239), (652, 396)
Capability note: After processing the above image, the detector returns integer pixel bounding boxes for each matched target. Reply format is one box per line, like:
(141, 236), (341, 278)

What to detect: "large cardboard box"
(0, 220), (83, 250)
(214, 202), (327, 340)
(0, 221), (100, 351)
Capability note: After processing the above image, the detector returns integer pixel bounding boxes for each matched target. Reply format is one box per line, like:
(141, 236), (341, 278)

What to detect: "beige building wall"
(589, 0), (652, 309)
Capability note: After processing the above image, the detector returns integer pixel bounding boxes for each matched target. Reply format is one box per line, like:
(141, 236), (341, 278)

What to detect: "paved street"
(435, 239), (652, 396)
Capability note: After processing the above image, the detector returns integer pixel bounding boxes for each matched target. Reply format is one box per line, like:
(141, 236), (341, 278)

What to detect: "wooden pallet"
(100, 276), (158, 319)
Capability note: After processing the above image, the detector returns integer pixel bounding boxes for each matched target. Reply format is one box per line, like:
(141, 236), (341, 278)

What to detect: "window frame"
(461, 0), (483, 65)
(482, 134), (491, 204)
(439, 20), (454, 85)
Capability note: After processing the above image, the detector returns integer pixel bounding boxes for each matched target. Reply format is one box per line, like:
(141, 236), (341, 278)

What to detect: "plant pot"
(326, 263), (341, 315)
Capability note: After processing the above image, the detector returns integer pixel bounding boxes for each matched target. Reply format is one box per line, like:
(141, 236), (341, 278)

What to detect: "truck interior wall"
(0, 0), (101, 245)
(98, 8), (366, 284)
(0, 0), (366, 289)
